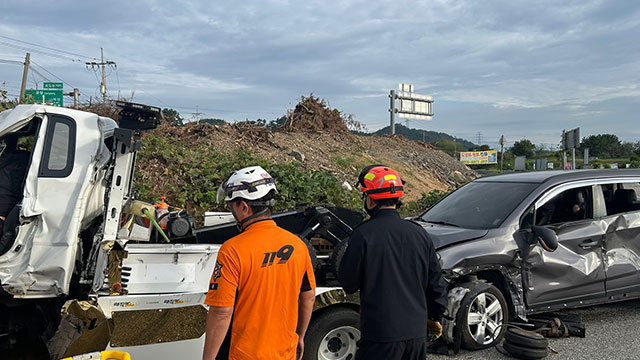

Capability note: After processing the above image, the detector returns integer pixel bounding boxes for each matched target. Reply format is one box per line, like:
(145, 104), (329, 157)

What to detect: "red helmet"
(357, 165), (404, 199)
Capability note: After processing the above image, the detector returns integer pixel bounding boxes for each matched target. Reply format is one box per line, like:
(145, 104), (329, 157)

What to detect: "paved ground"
(431, 299), (640, 360)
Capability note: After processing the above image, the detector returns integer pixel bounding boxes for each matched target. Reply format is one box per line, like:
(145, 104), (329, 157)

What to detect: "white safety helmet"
(217, 166), (278, 205)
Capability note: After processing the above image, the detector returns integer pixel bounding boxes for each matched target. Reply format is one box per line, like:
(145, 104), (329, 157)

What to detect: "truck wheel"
(304, 308), (360, 360)
(457, 284), (509, 350)
(330, 237), (348, 279)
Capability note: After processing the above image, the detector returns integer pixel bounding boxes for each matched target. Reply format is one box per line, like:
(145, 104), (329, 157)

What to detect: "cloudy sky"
(1, 0), (638, 149)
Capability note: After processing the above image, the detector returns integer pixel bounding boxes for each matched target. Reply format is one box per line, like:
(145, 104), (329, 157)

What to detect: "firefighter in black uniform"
(339, 165), (448, 359)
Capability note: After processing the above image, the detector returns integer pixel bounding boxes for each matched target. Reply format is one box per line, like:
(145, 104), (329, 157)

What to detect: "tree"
(511, 139), (535, 158)
(581, 134), (621, 158)
(432, 138), (465, 157)
(267, 116), (287, 130)
(470, 144), (491, 151)
(0, 85), (18, 111)
(620, 142), (635, 158)
(162, 108), (184, 126)
(200, 118), (226, 126)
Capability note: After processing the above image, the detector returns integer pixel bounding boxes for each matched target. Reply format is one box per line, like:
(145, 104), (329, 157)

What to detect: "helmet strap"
(364, 197), (380, 218)
(237, 207), (271, 232)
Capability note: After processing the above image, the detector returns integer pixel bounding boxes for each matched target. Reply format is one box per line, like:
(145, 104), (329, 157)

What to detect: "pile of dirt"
(83, 98), (476, 201)
(153, 122), (477, 201)
(282, 94), (350, 133)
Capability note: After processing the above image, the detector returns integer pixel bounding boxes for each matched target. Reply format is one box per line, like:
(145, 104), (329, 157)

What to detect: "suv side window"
(536, 186), (592, 226)
(603, 182), (640, 216)
(38, 114), (76, 178)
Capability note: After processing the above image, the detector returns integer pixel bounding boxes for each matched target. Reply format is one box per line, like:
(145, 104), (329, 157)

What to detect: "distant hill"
(371, 124), (476, 150)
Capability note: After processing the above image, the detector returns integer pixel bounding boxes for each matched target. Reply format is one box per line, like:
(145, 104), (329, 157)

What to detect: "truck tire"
(457, 283), (509, 350)
(330, 237), (348, 279)
(304, 307), (360, 360)
(505, 327), (548, 349)
(503, 341), (549, 359)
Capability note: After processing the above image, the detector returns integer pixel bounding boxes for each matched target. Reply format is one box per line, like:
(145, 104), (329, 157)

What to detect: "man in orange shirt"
(203, 166), (316, 360)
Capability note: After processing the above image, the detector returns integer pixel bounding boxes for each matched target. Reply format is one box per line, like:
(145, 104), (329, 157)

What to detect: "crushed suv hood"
(415, 221), (488, 249)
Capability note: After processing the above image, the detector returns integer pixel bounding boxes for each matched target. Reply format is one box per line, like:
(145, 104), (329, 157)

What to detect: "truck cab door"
(522, 184), (606, 309)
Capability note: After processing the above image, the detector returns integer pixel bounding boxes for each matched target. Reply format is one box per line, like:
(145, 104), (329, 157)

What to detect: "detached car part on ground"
(0, 103), (366, 360)
(416, 168), (640, 351)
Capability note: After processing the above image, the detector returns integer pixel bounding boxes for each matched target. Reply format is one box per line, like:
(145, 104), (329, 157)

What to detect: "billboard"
(460, 150), (498, 164)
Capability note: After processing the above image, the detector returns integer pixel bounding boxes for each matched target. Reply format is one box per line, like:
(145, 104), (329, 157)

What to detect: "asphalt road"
(431, 299), (640, 360)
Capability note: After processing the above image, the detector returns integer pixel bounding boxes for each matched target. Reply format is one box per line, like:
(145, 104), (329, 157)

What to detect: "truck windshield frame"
(421, 181), (538, 229)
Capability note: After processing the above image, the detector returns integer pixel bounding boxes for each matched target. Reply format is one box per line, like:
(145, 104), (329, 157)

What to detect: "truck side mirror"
(532, 225), (558, 252)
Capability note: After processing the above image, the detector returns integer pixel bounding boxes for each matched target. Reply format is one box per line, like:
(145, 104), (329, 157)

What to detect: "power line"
(31, 61), (76, 89)
(0, 58), (23, 65)
(0, 40), (82, 62)
(0, 35), (97, 60)
(85, 48), (115, 102)
(29, 66), (51, 83)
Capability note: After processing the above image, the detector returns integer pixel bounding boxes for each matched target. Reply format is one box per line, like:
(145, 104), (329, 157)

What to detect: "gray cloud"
(0, 0), (638, 145)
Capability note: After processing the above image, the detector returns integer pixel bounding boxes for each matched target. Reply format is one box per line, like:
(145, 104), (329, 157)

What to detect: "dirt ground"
(158, 122), (477, 201)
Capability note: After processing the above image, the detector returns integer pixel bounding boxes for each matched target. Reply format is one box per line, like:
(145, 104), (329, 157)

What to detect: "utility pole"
(499, 135), (506, 172)
(19, 53), (30, 103)
(192, 105), (203, 124)
(64, 88), (80, 107)
(85, 48), (116, 103)
(389, 90), (396, 134)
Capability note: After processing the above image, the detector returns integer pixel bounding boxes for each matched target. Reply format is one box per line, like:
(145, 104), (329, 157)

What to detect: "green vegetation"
(135, 133), (362, 221)
(511, 139), (535, 158)
(371, 124), (475, 149)
(135, 130), (449, 222)
(161, 108), (184, 126)
(0, 88), (18, 111)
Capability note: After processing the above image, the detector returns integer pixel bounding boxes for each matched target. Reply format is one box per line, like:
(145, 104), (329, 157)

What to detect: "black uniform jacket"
(338, 209), (448, 342)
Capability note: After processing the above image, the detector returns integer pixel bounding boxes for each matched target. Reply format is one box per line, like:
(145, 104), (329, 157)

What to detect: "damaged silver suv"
(414, 170), (640, 350)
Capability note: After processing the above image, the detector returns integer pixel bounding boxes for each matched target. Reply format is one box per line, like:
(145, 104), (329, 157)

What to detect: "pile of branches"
(76, 103), (121, 122)
(232, 122), (279, 148)
(282, 94), (351, 133)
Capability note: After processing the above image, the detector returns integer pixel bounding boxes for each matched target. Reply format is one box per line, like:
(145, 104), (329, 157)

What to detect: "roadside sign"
(43, 82), (63, 89)
(24, 82), (63, 107)
(460, 150), (498, 164)
(562, 128), (580, 150)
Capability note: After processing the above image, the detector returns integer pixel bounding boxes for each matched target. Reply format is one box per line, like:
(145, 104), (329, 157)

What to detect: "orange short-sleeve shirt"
(205, 220), (316, 360)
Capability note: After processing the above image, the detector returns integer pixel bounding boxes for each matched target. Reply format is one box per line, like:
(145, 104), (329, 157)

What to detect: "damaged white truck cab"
(0, 103), (364, 360)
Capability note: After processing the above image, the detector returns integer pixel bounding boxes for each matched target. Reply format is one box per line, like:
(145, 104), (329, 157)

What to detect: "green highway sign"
(24, 89), (63, 107)
(43, 82), (63, 89)
(24, 82), (64, 107)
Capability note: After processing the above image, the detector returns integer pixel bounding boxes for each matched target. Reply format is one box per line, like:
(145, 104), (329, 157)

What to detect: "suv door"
(599, 180), (640, 296)
(522, 184), (606, 309)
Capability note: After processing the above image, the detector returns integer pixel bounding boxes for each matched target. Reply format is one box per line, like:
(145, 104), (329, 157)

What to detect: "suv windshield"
(421, 181), (538, 229)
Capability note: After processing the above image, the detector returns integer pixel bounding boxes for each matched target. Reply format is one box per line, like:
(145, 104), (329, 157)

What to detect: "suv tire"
(457, 283), (509, 350)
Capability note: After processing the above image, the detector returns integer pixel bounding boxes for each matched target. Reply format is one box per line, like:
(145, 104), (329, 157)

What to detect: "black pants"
(356, 338), (427, 360)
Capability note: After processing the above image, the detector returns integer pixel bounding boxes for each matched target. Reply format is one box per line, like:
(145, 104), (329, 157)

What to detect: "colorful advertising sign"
(460, 150), (498, 164)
